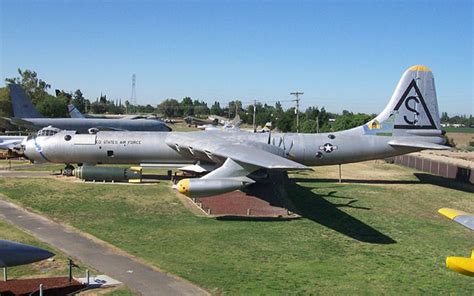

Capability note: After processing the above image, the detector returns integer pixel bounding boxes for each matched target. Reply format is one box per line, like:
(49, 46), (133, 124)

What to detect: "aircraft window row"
(37, 129), (59, 137)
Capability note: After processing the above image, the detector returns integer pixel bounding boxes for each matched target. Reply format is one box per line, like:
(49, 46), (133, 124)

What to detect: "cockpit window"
(36, 127), (62, 137)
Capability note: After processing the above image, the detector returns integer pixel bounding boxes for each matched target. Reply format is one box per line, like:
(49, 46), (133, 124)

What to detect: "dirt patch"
(298, 160), (413, 182)
(0, 277), (85, 295)
(446, 132), (473, 148)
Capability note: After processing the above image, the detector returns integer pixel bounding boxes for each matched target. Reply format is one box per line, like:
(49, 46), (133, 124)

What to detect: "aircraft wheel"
(64, 165), (75, 176)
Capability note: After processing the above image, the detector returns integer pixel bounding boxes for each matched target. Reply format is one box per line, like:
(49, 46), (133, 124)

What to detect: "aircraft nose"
(0, 240), (54, 267)
(24, 138), (44, 162)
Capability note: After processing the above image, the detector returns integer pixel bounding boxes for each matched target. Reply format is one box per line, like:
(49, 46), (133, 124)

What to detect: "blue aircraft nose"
(0, 240), (55, 267)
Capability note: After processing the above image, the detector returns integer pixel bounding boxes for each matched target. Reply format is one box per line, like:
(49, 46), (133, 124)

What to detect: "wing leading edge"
(167, 132), (309, 197)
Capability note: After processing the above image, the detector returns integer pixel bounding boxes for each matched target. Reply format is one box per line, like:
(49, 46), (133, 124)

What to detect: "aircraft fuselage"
(24, 129), (444, 167)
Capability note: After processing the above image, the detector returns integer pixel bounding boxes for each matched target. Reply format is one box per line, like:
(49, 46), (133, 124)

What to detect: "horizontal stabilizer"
(388, 139), (450, 150)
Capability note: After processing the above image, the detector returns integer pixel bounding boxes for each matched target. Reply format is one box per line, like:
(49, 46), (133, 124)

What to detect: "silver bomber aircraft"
(5, 84), (171, 133)
(23, 66), (449, 197)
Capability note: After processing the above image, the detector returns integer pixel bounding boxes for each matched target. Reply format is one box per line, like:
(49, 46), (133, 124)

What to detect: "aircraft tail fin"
(68, 104), (85, 118)
(8, 84), (44, 118)
(365, 65), (441, 136)
(231, 114), (242, 127)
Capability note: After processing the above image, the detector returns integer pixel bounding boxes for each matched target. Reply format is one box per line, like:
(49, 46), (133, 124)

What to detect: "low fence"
(392, 155), (473, 184)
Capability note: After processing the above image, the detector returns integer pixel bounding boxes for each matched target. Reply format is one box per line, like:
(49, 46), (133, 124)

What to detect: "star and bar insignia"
(319, 143), (337, 153)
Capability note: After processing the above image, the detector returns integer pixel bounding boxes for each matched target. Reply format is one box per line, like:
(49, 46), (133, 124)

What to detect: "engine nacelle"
(176, 178), (253, 197)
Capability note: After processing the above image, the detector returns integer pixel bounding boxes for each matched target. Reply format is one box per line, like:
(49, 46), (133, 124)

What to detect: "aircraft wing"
(0, 136), (27, 150)
(165, 133), (309, 171)
(167, 132), (309, 197)
(438, 208), (474, 277)
(388, 139), (450, 150)
(438, 208), (474, 231)
(7, 117), (38, 129)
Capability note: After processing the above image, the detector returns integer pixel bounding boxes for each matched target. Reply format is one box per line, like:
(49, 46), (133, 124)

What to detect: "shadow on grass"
(286, 180), (396, 244)
(294, 174), (474, 193)
(292, 178), (420, 185)
(414, 173), (474, 193)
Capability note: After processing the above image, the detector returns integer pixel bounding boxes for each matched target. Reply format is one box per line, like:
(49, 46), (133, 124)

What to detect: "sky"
(1, 0), (472, 115)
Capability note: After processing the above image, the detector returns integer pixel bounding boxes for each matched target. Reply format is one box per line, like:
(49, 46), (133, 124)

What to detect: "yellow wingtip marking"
(446, 256), (474, 277)
(438, 208), (470, 220)
(408, 65), (431, 72)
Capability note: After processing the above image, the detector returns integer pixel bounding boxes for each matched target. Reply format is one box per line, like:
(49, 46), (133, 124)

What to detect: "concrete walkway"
(0, 198), (208, 296)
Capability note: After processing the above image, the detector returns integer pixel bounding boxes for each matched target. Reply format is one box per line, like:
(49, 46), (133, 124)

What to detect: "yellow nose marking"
(446, 256), (474, 277)
(177, 179), (190, 195)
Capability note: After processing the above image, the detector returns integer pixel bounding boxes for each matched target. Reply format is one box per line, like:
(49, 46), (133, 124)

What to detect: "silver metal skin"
(0, 240), (54, 267)
(23, 66), (449, 196)
(6, 84), (171, 132)
(0, 135), (26, 150)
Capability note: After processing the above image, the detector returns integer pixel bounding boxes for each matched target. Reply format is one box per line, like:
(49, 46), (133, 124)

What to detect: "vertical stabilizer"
(372, 65), (441, 135)
(68, 104), (85, 118)
(8, 84), (44, 118)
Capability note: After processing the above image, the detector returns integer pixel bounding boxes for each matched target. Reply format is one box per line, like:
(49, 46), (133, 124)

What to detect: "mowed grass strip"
(0, 161), (473, 294)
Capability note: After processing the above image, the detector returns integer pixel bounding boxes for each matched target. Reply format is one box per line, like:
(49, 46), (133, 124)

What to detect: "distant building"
(441, 123), (466, 128)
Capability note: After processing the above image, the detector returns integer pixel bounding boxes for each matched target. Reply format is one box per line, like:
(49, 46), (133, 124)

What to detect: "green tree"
(332, 111), (373, 131)
(157, 99), (181, 117)
(441, 112), (449, 123)
(300, 119), (318, 133)
(71, 89), (88, 113)
(181, 97), (194, 116)
(210, 101), (223, 116)
(0, 87), (12, 117)
(193, 100), (209, 116)
(276, 108), (296, 132)
(36, 95), (68, 117)
(5, 69), (50, 105)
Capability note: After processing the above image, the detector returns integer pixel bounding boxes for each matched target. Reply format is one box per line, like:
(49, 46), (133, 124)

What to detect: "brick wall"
(393, 155), (473, 184)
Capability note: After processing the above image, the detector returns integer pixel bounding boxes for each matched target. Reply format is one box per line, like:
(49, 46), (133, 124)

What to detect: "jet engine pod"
(75, 166), (142, 183)
(176, 178), (253, 197)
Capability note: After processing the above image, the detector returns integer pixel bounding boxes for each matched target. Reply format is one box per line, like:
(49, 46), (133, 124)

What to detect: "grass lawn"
(0, 161), (472, 294)
(443, 127), (474, 133)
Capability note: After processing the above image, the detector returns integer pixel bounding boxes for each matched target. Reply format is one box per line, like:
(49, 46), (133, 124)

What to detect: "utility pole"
(316, 114), (320, 133)
(290, 92), (303, 133)
(253, 99), (257, 133)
